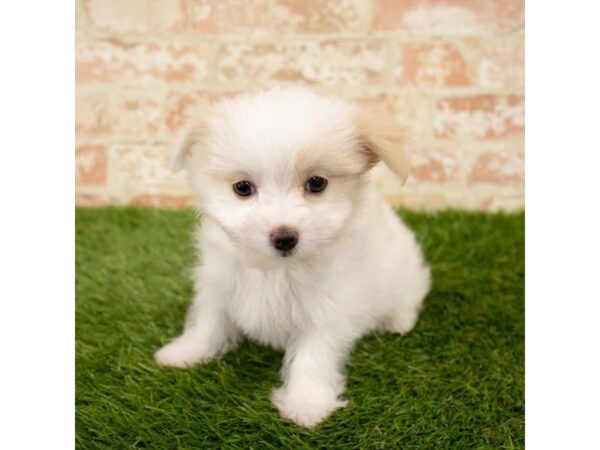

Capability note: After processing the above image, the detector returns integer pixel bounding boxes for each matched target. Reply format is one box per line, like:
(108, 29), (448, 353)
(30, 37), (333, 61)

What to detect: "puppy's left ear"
(170, 105), (211, 172)
(355, 113), (411, 184)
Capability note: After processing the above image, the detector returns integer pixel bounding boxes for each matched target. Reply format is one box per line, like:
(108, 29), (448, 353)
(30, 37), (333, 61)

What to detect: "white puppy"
(155, 86), (431, 428)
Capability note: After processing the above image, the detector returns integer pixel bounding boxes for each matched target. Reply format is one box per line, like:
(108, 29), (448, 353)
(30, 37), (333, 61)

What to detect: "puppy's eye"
(232, 180), (256, 197)
(304, 176), (328, 194)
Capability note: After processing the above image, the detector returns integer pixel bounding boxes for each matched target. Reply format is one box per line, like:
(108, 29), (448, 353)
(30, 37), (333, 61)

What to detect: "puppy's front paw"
(271, 387), (347, 429)
(154, 336), (212, 368)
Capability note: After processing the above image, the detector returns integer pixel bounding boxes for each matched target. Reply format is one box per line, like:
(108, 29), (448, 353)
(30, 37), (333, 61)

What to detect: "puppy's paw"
(154, 336), (212, 368)
(385, 307), (419, 335)
(271, 387), (347, 429)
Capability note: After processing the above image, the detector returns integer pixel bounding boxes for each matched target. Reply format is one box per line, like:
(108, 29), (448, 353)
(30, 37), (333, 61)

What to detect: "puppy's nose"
(270, 226), (299, 252)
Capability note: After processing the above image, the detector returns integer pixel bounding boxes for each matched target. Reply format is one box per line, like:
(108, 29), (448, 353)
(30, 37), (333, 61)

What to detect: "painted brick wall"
(75, 0), (524, 210)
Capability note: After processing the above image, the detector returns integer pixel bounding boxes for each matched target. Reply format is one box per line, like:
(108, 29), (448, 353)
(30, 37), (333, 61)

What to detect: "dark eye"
(304, 176), (328, 194)
(232, 180), (256, 197)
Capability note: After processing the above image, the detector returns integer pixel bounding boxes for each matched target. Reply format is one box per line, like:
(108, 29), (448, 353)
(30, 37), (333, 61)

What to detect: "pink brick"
(354, 94), (439, 150)
(83, 0), (187, 34)
(131, 194), (195, 208)
(165, 91), (206, 133)
(164, 90), (241, 132)
(390, 93), (437, 139)
(410, 147), (461, 183)
(110, 144), (190, 196)
(76, 145), (107, 185)
(191, 0), (268, 33)
(76, 41), (209, 84)
(434, 95), (524, 139)
(477, 36), (524, 89)
(398, 41), (472, 87)
(111, 91), (165, 135)
(271, 0), (370, 33)
(217, 40), (387, 87)
(373, 0), (524, 35)
(76, 92), (111, 134)
(469, 148), (524, 185)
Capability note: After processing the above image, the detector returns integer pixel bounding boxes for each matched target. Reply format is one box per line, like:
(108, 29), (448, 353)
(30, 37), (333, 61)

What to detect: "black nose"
(270, 227), (299, 252)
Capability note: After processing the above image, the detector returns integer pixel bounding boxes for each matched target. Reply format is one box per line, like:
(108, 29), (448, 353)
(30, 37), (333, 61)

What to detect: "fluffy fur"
(155, 86), (431, 428)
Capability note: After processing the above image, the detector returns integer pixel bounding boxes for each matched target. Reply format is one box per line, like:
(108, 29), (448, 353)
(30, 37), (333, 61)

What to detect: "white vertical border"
(0, 2), (74, 449)
(527, 1), (600, 449)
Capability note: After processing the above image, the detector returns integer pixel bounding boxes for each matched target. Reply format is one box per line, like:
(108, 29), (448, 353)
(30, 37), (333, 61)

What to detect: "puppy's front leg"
(271, 332), (351, 428)
(154, 285), (238, 368)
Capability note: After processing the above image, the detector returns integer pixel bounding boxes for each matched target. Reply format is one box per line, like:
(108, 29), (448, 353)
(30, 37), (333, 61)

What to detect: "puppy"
(155, 86), (431, 428)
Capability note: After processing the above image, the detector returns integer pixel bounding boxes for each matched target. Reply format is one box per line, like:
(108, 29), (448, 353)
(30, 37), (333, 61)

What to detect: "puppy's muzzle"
(270, 226), (299, 254)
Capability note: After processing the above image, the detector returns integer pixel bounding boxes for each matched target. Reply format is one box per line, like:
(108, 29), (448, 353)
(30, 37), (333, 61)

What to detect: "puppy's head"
(172, 87), (409, 266)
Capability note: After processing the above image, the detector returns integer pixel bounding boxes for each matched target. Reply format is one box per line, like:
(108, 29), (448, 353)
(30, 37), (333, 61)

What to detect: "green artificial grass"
(76, 207), (524, 449)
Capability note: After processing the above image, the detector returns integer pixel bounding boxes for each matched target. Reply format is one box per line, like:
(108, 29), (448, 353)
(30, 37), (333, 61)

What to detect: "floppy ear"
(170, 105), (211, 173)
(355, 113), (411, 184)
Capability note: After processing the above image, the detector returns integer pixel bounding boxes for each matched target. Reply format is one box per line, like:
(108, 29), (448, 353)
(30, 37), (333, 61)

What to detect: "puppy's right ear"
(170, 106), (211, 173)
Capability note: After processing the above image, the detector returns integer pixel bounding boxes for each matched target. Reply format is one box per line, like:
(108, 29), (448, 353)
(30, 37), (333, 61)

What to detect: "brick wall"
(75, 0), (524, 210)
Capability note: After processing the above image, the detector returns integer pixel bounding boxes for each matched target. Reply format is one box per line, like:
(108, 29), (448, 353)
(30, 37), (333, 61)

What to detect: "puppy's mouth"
(276, 248), (298, 258)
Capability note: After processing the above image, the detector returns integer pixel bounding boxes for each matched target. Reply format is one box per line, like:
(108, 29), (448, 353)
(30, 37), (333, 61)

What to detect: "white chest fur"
(225, 267), (309, 349)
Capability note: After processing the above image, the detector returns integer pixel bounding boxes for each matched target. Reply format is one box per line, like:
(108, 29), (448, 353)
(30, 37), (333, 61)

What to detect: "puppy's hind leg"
(155, 285), (239, 368)
(384, 264), (431, 336)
